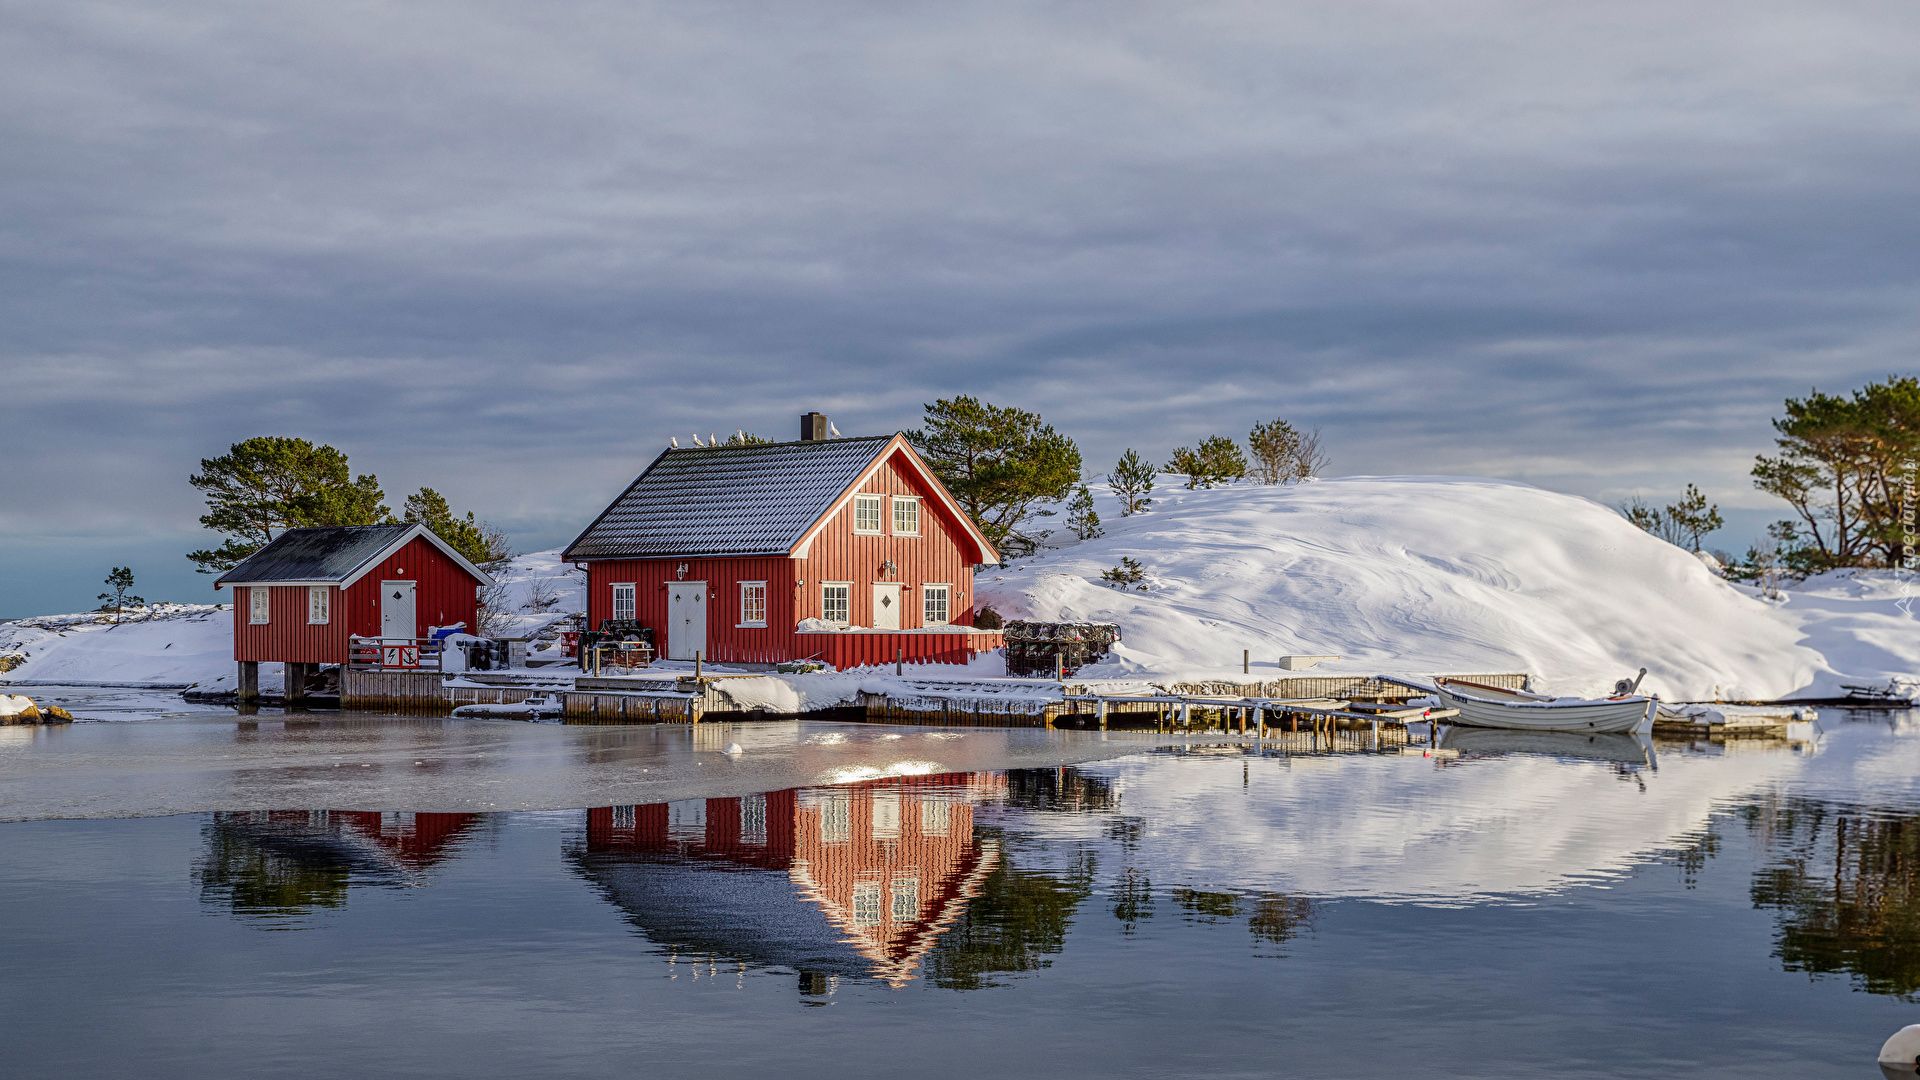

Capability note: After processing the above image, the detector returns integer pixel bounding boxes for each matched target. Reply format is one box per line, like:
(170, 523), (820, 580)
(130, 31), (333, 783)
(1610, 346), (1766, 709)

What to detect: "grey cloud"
(4, 0), (1918, 613)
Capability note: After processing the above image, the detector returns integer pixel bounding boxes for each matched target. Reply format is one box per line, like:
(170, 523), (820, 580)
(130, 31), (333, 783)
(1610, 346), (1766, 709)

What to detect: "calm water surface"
(5, 712), (1920, 1079)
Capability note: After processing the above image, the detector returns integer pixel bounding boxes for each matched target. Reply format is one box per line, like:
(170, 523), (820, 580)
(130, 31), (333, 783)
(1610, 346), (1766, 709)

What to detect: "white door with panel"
(380, 581), (417, 639)
(667, 582), (708, 660)
(871, 583), (902, 630)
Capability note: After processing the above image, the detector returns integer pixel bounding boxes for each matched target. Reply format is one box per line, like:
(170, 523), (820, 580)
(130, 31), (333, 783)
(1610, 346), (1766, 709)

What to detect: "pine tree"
(404, 488), (514, 570)
(1248, 418), (1300, 484)
(97, 567), (144, 623)
(186, 437), (391, 572)
(1167, 436), (1247, 489)
(1110, 450), (1155, 514)
(1067, 485), (1102, 539)
(910, 397), (1082, 558)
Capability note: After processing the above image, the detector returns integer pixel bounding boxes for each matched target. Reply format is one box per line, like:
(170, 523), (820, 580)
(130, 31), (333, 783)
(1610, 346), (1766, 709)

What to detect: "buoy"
(723, 743), (744, 756)
(1878, 1024), (1920, 1069)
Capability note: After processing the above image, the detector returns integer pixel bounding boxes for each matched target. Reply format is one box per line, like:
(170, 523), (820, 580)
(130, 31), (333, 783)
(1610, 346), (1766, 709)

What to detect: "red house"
(214, 522), (494, 700)
(563, 416), (1002, 669)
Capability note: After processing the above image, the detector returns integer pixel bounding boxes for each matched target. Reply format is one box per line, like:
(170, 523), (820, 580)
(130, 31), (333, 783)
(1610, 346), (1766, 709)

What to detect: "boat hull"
(1435, 684), (1654, 734)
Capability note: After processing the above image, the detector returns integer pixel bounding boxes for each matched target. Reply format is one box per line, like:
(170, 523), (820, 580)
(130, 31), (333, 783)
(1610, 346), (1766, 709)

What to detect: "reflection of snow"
(1036, 739), (1823, 905)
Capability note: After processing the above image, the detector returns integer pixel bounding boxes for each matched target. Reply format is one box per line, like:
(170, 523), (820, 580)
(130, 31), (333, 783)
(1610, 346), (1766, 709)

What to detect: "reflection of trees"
(195, 813), (363, 925)
(1000, 767), (1119, 813)
(922, 837), (1096, 990)
(1747, 798), (1920, 999)
(1248, 894), (1313, 948)
(194, 811), (476, 928)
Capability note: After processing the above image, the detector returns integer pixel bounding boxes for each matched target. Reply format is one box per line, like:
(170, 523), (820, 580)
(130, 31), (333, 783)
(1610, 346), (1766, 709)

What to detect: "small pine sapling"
(1167, 436), (1247, 489)
(98, 567), (145, 624)
(1248, 418), (1300, 484)
(1100, 556), (1148, 590)
(1110, 450), (1155, 514)
(1067, 484), (1103, 539)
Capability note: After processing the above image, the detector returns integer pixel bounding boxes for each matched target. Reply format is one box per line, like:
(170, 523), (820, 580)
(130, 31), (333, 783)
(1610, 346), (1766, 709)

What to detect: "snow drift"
(975, 476), (1911, 700)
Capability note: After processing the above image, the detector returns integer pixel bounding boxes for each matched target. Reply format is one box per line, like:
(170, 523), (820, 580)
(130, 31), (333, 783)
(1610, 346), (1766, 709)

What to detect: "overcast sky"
(5, 0), (1918, 615)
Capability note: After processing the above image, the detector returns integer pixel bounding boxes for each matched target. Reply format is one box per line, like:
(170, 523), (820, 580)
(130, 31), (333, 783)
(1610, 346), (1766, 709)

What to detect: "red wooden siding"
(795, 449), (978, 628)
(230, 536), (482, 663)
(582, 447), (992, 666)
(585, 556), (798, 665)
(342, 536), (482, 639)
(229, 584), (349, 664)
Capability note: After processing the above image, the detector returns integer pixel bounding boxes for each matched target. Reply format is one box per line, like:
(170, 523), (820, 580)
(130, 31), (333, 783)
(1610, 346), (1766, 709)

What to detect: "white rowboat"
(1433, 678), (1655, 735)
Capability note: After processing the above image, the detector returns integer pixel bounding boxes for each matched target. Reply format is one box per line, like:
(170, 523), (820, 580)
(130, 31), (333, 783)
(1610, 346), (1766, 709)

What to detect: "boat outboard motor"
(1613, 667), (1648, 697)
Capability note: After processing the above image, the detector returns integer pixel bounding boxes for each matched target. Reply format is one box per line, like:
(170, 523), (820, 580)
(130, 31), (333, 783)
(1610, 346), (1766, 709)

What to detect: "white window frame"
(892, 496), (920, 536)
(611, 583), (636, 622)
(308, 585), (330, 625)
(853, 494), (884, 535)
(738, 581), (767, 627)
(249, 587), (270, 625)
(821, 582), (851, 626)
(922, 583), (951, 626)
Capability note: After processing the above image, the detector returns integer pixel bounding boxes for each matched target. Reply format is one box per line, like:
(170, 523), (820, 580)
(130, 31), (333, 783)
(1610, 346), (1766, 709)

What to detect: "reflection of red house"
(582, 774), (1005, 984)
(331, 811), (481, 868)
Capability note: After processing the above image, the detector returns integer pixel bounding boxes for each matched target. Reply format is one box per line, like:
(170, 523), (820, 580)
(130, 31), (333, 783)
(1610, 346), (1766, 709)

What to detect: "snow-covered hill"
(975, 476), (1915, 701)
(5, 479), (1914, 702)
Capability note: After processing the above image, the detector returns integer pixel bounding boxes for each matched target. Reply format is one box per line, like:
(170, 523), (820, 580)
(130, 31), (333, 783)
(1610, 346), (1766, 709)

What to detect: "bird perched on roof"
(669, 436), (679, 447)
(691, 433), (705, 446)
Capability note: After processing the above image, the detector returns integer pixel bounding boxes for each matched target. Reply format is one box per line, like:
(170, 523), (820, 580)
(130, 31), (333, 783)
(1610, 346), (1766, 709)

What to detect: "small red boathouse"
(564, 416), (1002, 669)
(214, 522), (494, 700)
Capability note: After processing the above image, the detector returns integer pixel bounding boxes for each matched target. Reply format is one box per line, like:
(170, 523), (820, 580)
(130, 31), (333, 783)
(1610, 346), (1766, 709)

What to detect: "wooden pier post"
(237, 661), (259, 704)
(1180, 701), (1191, 732)
(1242, 649), (1249, 675)
(1097, 699), (1108, 730)
(1253, 705), (1265, 739)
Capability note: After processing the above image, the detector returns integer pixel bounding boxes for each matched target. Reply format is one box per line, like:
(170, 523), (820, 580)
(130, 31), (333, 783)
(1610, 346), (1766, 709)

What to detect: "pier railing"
(346, 636), (447, 671)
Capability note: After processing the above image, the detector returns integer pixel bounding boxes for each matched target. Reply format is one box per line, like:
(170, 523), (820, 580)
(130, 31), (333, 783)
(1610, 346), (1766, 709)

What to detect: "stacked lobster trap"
(1003, 621), (1122, 678)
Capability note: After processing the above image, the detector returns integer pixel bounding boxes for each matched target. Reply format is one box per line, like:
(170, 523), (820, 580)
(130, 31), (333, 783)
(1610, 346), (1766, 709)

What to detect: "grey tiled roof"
(564, 436), (896, 560)
(215, 524), (417, 584)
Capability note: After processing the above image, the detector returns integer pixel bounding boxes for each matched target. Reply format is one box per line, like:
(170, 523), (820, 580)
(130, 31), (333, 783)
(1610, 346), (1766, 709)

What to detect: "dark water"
(5, 714), (1920, 1078)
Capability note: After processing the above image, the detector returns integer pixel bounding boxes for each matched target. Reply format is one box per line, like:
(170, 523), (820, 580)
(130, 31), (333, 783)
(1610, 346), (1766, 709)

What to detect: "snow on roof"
(564, 435), (898, 561)
(213, 523), (494, 588)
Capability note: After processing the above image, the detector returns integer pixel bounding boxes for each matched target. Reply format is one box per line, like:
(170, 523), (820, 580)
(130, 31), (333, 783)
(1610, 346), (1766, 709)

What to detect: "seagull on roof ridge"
(669, 436), (679, 447)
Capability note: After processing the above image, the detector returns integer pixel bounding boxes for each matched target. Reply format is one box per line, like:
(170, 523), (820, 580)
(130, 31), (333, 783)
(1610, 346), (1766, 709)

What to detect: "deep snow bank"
(973, 476), (1910, 700)
(0, 605), (244, 689)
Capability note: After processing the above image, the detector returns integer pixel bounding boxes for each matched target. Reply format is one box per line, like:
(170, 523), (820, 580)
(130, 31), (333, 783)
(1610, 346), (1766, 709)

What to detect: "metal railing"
(347, 636), (447, 671)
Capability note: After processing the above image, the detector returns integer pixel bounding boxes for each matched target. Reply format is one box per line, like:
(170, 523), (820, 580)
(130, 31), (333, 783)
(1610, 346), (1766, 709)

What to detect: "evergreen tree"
(1247, 418), (1301, 484)
(1067, 484), (1102, 539)
(1754, 377), (1920, 570)
(910, 397), (1082, 558)
(187, 437), (391, 573)
(97, 567), (144, 623)
(403, 488), (512, 569)
(1167, 435), (1247, 489)
(1110, 450), (1155, 514)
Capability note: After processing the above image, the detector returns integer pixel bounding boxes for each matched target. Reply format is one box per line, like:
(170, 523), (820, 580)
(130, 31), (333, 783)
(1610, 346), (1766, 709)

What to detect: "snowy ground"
(976, 476), (1919, 701)
(4, 477), (1915, 704)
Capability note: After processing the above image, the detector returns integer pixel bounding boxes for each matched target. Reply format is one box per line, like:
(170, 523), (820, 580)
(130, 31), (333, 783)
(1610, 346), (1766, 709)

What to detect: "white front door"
(872, 584), (902, 630)
(381, 581), (417, 638)
(666, 581), (708, 660)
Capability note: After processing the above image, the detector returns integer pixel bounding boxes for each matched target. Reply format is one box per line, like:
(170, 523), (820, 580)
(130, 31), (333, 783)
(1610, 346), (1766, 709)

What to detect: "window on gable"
(308, 586), (330, 625)
(249, 587), (269, 625)
(739, 581), (766, 626)
(893, 497), (920, 535)
(922, 584), (951, 626)
(611, 583), (635, 621)
(821, 583), (850, 626)
(854, 494), (883, 534)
